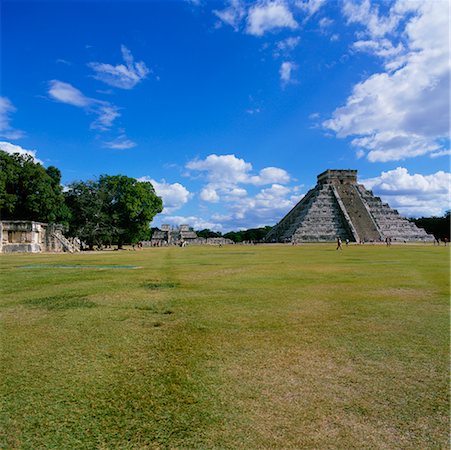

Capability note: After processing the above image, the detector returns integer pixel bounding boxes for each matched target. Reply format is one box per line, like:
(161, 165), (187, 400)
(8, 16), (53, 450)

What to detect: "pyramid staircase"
(266, 169), (433, 243)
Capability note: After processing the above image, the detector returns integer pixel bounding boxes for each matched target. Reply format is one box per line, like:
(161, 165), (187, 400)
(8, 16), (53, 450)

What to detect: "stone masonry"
(265, 169), (433, 243)
(0, 221), (80, 253)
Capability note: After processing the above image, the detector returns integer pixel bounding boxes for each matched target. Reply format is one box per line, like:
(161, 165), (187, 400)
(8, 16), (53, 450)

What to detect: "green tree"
(410, 212), (450, 241)
(196, 228), (222, 239)
(0, 150), (70, 223)
(64, 180), (110, 249)
(65, 175), (163, 248)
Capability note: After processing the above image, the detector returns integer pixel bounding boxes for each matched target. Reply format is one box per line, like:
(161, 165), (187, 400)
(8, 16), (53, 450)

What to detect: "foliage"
(65, 175), (163, 248)
(223, 226), (272, 243)
(196, 228), (222, 239)
(0, 150), (70, 223)
(410, 211), (450, 240)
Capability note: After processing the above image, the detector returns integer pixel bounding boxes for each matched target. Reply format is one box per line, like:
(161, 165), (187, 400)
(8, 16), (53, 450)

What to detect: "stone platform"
(265, 169), (433, 243)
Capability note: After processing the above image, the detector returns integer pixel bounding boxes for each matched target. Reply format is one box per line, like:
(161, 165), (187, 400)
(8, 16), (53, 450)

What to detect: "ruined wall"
(0, 221), (80, 253)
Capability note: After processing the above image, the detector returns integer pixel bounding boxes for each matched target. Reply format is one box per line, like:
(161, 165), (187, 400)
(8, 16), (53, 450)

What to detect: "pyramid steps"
(266, 170), (433, 243)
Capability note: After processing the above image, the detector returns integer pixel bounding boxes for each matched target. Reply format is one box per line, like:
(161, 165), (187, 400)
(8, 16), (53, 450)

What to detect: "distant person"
(336, 237), (342, 250)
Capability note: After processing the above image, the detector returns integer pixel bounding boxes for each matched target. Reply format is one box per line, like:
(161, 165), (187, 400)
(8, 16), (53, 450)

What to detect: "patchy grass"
(0, 244), (449, 448)
(24, 294), (96, 310)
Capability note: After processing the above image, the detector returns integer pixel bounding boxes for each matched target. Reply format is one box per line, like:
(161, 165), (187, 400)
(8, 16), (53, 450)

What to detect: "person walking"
(336, 237), (342, 250)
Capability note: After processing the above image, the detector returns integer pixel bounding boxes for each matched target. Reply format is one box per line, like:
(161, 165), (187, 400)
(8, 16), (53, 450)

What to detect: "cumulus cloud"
(279, 61), (297, 84)
(209, 183), (303, 230)
(88, 45), (150, 90)
(184, 153), (297, 230)
(247, 1), (298, 36)
(139, 177), (192, 214)
(48, 80), (120, 131)
(342, 0), (400, 38)
(323, 1), (450, 162)
(159, 215), (224, 232)
(186, 154), (290, 202)
(362, 167), (451, 217)
(249, 166), (291, 185)
(0, 141), (42, 163)
(0, 97), (25, 139)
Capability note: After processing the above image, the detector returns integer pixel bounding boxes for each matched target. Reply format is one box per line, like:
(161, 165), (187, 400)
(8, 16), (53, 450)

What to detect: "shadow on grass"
(24, 295), (97, 310)
(142, 281), (179, 290)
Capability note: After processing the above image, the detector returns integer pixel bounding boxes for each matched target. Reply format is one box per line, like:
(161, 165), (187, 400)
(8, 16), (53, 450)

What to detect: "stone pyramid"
(266, 169), (433, 243)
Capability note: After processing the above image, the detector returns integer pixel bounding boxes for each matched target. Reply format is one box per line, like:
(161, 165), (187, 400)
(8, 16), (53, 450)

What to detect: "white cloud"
(0, 141), (42, 163)
(249, 166), (291, 185)
(247, 1), (298, 36)
(342, 0), (400, 38)
(103, 135), (136, 150)
(90, 104), (121, 131)
(186, 154), (291, 204)
(48, 80), (120, 131)
(277, 36), (300, 51)
(352, 38), (404, 59)
(362, 167), (451, 217)
(184, 153), (296, 230)
(139, 177), (192, 214)
(273, 36), (300, 57)
(279, 61), (297, 84)
(48, 80), (91, 107)
(319, 17), (333, 28)
(213, 183), (301, 230)
(88, 45), (150, 90)
(0, 97), (24, 140)
(324, 1), (450, 162)
(430, 149), (451, 159)
(296, 0), (326, 20)
(200, 187), (220, 202)
(187, 154), (252, 186)
(159, 215), (224, 232)
(214, 0), (246, 31)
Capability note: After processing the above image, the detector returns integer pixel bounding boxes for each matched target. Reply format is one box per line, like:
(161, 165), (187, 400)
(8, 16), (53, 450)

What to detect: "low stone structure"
(143, 225), (234, 246)
(266, 169), (433, 243)
(0, 221), (80, 253)
(147, 224), (199, 246)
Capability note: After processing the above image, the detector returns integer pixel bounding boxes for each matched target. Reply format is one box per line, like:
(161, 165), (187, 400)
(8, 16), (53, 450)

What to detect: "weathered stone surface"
(266, 169), (433, 243)
(0, 221), (80, 253)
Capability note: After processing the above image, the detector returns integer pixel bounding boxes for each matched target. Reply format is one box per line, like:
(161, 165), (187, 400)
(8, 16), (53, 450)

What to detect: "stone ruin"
(0, 220), (80, 253)
(266, 169), (433, 243)
(147, 224), (198, 246)
(144, 224), (233, 246)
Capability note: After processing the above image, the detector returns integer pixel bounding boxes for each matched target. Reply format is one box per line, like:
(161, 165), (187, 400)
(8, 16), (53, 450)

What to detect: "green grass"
(0, 244), (449, 449)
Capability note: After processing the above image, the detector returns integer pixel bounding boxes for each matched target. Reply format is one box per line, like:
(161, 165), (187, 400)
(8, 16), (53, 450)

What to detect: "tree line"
(409, 213), (450, 241)
(196, 226), (273, 243)
(0, 150), (163, 249)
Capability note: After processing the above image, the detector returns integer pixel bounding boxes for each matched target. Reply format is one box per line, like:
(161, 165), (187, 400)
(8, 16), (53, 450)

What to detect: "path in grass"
(0, 244), (449, 448)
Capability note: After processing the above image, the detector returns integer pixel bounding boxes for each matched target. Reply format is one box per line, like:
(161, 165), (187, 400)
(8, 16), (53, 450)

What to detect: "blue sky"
(1, 0), (449, 231)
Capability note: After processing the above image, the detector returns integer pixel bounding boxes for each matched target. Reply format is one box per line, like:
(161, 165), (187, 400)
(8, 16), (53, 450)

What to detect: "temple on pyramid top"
(265, 169), (433, 243)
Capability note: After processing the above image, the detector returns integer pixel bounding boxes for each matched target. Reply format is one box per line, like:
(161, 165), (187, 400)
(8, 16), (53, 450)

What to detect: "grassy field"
(0, 244), (449, 449)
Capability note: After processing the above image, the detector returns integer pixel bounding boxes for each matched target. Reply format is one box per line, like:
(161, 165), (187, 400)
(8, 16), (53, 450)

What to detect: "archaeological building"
(0, 221), (80, 253)
(266, 169), (433, 243)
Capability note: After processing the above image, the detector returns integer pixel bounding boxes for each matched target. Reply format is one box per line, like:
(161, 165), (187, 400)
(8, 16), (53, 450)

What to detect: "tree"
(0, 150), (70, 223)
(196, 228), (222, 239)
(223, 226), (272, 243)
(65, 175), (163, 248)
(410, 212), (450, 240)
(64, 180), (110, 249)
